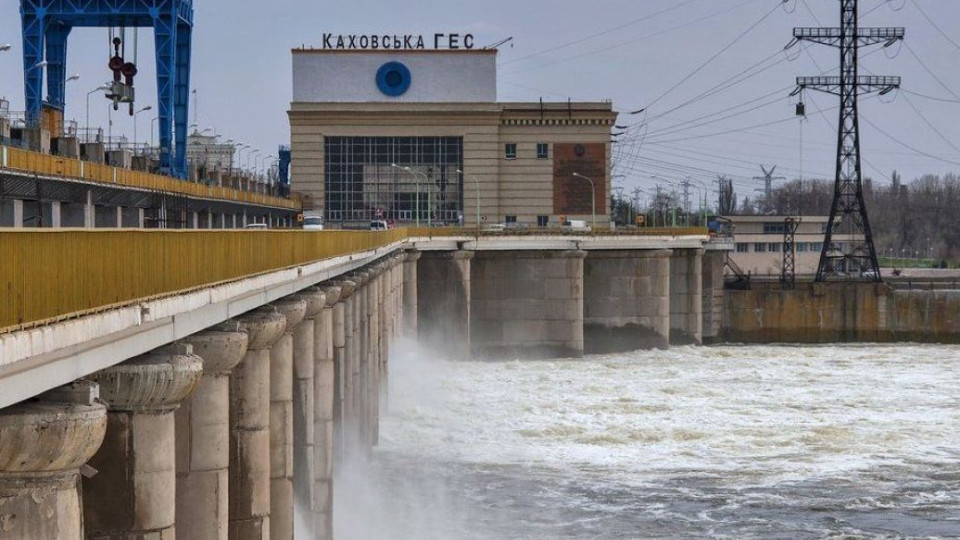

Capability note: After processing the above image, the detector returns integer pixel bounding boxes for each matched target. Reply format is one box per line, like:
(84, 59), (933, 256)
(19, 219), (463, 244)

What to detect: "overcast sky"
(2, 0), (959, 199)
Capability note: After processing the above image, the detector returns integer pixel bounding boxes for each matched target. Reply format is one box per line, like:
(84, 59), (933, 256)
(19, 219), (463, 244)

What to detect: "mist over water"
(334, 342), (960, 539)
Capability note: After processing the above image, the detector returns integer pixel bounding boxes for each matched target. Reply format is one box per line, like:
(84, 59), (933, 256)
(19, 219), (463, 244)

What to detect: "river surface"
(334, 343), (960, 540)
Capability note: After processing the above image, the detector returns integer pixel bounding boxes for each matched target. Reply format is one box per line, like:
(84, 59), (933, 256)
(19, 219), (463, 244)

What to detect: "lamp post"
(456, 169), (480, 234)
(0, 44), (12, 52)
(572, 172), (596, 230)
(133, 105), (152, 152)
(86, 84), (109, 142)
(391, 163), (422, 227)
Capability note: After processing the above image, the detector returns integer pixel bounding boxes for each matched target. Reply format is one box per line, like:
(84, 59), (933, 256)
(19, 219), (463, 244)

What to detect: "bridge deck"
(1, 144), (299, 211)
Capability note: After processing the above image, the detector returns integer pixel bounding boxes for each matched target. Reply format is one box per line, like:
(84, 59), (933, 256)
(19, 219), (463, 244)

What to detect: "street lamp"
(66, 73), (80, 83)
(133, 105), (152, 151)
(572, 172), (597, 230)
(391, 163), (422, 227)
(456, 169), (481, 234)
(86, 83), (110, 142)
(246, 149), (260, 171)
(0, 44), (12, 52)
(150, 116), (159, 149)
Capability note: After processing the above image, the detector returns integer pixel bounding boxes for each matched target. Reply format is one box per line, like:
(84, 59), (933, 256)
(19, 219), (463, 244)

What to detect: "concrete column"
(175, 329), (249, 540)
(471, 250), (586, 359)
(84, 344), (204, 539)
(402, 251), (420, 338)
(116, 206), (123, 228)
(139, 208), (146, 228)
(290, 289), (326, 539)
(0, 382), (107, 540)
(50, 201), (62, 227)
(269, 297), (307, 540)
(84, 189), (94, 228)
(228, 308), (287, 539)
(701, 249), (727, 344)
(12, 199), (24, 227)
(346, 271), (371, 454)
(584, 249), (672, 352)
(367, 266), (383, 447)
(331, 280), (356, 464)
(670, 248), (704, 345)
(314, 285), (341, 540)
(417, 250), (473, 359)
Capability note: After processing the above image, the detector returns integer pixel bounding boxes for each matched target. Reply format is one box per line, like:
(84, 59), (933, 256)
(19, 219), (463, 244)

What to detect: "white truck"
(302, 211), (324, 230)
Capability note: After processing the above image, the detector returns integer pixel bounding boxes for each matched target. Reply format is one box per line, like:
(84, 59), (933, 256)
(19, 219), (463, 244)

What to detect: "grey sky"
(1, 0), (958, 199)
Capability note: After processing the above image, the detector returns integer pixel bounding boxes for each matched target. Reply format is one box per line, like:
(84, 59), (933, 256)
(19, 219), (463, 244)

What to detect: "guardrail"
(0, 144), (300, 211)
(0, 227), (461, 333)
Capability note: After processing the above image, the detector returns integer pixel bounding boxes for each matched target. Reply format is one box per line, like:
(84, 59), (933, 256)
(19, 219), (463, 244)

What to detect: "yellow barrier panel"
(0, 227), (464, 332)
(1, 144), (300, 210)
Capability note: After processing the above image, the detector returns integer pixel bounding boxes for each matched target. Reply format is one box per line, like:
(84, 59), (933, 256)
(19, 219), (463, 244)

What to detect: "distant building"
(725, 215), (865, 276)
(186, 133), (235, 172)
(288, 45), (615, 227)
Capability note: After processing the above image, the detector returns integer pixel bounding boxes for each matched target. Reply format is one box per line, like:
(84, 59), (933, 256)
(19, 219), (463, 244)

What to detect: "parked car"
(561, 219), (591, 232)
(303, 212), (324, 230)
(370, 220), (389, 231)
(245, 223), (268, 229)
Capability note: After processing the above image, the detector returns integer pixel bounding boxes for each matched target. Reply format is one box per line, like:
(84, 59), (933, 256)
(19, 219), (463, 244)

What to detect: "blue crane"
(20, 0), (193, 179)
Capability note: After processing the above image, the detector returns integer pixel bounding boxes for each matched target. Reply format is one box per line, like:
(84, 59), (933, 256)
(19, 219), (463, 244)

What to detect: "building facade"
(726, 215), (865, 276)
(288, 48), (616, 227)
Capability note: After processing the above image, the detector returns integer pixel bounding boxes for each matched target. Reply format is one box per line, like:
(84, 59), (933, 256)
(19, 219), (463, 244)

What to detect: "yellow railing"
(0, 145), (301, 210)
(0, 227), (466, 332)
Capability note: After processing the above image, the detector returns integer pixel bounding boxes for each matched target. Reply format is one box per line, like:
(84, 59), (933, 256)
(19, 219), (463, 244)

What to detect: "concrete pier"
(670, 249), (704, 345)
(583, 249), (672, 352)
(701, 250), (726, 343)
(418, 250), (473, 359)
(314, 285), (341, 540)
(270, 298), (307, 540)
(290, 289), (326, 539)
(175, 329), (249, 540)
(471, 250), (586, 358)
(229, 308), (287, 540)
(84, 344), (204, 539)
(0, 382), (106, 540)
(402, 251), (420, 338)
(331, 280), (355, 465)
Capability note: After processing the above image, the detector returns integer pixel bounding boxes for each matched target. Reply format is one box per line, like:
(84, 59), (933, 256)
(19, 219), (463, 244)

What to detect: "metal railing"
(0, 144), (300, 210)
(0, 227), (462, 333)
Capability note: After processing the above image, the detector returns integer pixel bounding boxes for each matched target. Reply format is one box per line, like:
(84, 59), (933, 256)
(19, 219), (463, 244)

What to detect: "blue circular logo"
(376, 61), (411, 97)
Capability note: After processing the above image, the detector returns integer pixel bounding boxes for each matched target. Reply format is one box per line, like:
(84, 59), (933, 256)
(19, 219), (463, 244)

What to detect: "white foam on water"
(335, 341), (960, 539)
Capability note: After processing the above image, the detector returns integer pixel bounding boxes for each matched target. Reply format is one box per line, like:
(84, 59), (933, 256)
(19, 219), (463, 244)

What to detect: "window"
(324, 136), (464, 225)
(763, 222), (786, 234)
(536, 143), (549, 159)
(797, 242), (807, 252)
(769, 243), (781, 253)
(505, 215), (517, 224)
(754, 243), (767, 253)
(537, 215), (549, 227)
(505, 143), (517, 160)
(736, 243), (749, 253)
(810, 242), (823, 252)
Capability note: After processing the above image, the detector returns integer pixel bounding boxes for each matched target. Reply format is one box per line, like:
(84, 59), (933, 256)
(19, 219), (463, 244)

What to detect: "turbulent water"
(334, 343), (960, 540)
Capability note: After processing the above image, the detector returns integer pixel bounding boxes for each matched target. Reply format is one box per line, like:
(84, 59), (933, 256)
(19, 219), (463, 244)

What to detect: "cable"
(901, 89), (960, 104)
(638, 0), (788, 114)
(643, 88), (792, 139)
(500, 0), (705, 67)
(502, 0), (767, 77)
(903, 42), (960, 101)
(910, 0), (960, 54)
(862, 115), (960, 167)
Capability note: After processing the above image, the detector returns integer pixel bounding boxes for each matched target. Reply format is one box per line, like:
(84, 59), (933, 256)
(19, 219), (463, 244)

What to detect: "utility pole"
(789, 0), (902, 282)
(753, 165), (785, 213)
(680, 177), (692, 215)
(632, 187), (643, 226)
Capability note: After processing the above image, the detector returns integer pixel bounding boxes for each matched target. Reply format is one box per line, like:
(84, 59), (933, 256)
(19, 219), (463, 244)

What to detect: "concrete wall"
(722, 283), (960, 343)
(471, 250), (585, 358)
(417, 251), (472, 359)
(669, 249), (703, 345)
(583, 249), (671, 352)
(702, 250), (726, 344)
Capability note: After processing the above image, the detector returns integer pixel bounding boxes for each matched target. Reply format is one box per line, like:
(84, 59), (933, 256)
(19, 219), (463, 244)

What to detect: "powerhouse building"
(288, 46), (616, 227)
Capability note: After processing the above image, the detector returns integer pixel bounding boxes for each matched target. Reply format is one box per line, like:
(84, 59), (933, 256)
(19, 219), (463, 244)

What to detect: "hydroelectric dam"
(0, 226), (727, 539)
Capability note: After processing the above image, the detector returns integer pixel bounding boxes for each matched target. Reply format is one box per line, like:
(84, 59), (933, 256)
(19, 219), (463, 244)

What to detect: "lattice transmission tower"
(788, 0), (903, 282)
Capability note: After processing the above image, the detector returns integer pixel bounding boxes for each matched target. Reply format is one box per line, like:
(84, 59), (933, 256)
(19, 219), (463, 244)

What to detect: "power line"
(903, 41), (960, 100)
(910, 0), (960, 53)
(633, 0), (788, 114)
(500, 0), (705, 67)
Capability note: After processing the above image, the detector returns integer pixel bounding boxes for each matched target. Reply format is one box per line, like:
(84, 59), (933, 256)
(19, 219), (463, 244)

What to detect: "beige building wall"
(726, 215), (865, 276)
(288, 102), (615, 226)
